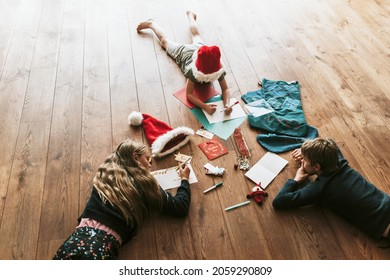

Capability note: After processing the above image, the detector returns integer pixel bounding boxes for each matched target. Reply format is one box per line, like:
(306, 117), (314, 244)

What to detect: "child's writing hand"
(204, 104), (217, 115)
(224, 106), (233, 115)
(178, 164), (191, 181)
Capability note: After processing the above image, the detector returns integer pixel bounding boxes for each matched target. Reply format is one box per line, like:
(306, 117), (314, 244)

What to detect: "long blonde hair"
(93, 139), (163, 226)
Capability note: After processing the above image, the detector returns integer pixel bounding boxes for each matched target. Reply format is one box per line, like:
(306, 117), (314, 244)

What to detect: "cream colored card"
(245, 152), (288, 188)
(151, 164), (198, 190)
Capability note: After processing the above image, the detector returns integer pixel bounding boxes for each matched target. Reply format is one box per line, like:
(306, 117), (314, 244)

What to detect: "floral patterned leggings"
(53, 226), (120, 260)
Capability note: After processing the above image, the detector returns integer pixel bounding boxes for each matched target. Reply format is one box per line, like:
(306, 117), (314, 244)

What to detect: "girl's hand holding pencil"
(176, 157), (191, 181)
(176, 157), (191, 171)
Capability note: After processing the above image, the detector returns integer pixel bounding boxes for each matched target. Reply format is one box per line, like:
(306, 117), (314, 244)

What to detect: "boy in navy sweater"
(273, 138), (390, 243)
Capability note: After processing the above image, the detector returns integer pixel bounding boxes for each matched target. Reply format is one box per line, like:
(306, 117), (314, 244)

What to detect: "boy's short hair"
(301, 138), (339, 173)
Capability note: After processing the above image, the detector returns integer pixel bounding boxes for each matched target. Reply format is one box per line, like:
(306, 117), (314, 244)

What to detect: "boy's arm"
(272, 179), (321, 210)
(272, 165), (321, 210)
(185, 79), (217, 115)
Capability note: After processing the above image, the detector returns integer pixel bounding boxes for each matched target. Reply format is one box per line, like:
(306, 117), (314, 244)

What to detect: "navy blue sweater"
(273, 152), (390, 240)
(79, 180), (191, 244)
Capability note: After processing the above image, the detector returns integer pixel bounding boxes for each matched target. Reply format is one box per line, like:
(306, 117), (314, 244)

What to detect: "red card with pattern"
(198, 138), (228, 160)
(173, 84), (219, 109)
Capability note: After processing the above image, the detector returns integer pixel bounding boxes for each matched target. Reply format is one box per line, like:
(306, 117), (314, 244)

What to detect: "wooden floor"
(0, 0), (389, 260)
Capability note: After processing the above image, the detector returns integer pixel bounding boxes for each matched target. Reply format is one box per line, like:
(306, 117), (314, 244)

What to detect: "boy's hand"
(294, 163), (310, 183)
(292, 148), (303, 163)
(204, 104), (217, 115)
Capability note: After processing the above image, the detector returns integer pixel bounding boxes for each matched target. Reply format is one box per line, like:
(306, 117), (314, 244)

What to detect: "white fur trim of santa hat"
(128, 111), (194, 158)
(190, 49), (225, 83)
(151, 126), (194, 157)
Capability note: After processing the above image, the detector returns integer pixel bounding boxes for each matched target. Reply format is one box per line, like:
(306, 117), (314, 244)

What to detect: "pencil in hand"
(220, 101), (239, 112)
(176, 157), (191, 171)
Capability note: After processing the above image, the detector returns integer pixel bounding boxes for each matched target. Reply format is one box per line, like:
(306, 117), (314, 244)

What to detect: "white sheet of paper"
(151, 164), (198, 190)
(202, 98), (247, 124)
(245, 152), (288, 188)
(245, 99), (274, 117)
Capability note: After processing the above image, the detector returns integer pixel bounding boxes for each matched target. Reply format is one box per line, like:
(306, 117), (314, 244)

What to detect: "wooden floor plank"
(0, 0), (63, 260)
(79, 0), (113, 206)
(0, 0), (21, 78)
(37, 0), (85, 259)
(0, 0), (43, 227)
(0, 122), (50, 259)
(106, 0), (140, 146)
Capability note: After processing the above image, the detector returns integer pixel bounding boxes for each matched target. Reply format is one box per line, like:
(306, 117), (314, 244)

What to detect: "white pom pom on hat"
(128, 111), (144, 126)
(128, 111), (194, 158)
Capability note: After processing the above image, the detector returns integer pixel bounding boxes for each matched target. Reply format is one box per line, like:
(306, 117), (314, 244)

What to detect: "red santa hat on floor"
(191, 45), (225, 83)
(128, 111), (194, 158)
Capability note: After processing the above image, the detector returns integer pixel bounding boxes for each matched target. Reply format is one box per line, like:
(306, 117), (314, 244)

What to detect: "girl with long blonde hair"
(53, 139), (191, 260)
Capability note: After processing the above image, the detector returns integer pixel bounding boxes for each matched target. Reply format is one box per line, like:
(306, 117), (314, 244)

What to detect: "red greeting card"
(173, 84), (219, 109)
(198, 138), (228, 160)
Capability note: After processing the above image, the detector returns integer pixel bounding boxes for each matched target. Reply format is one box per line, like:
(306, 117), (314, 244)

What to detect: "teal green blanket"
(241, 78), (318, 153)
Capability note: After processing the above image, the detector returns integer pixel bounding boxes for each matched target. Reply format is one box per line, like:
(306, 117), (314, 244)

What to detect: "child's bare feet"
(136, 19), (154, 32)
(186, 10), (197, 21)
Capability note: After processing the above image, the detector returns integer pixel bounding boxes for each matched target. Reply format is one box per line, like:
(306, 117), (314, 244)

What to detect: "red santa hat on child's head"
(191, 45), (225, 83)
(128, 111), (194, 158)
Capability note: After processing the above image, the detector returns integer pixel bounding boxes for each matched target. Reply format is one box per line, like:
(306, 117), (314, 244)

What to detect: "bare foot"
(136, 19), (153, 32)
(186, 10), (197, 21)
